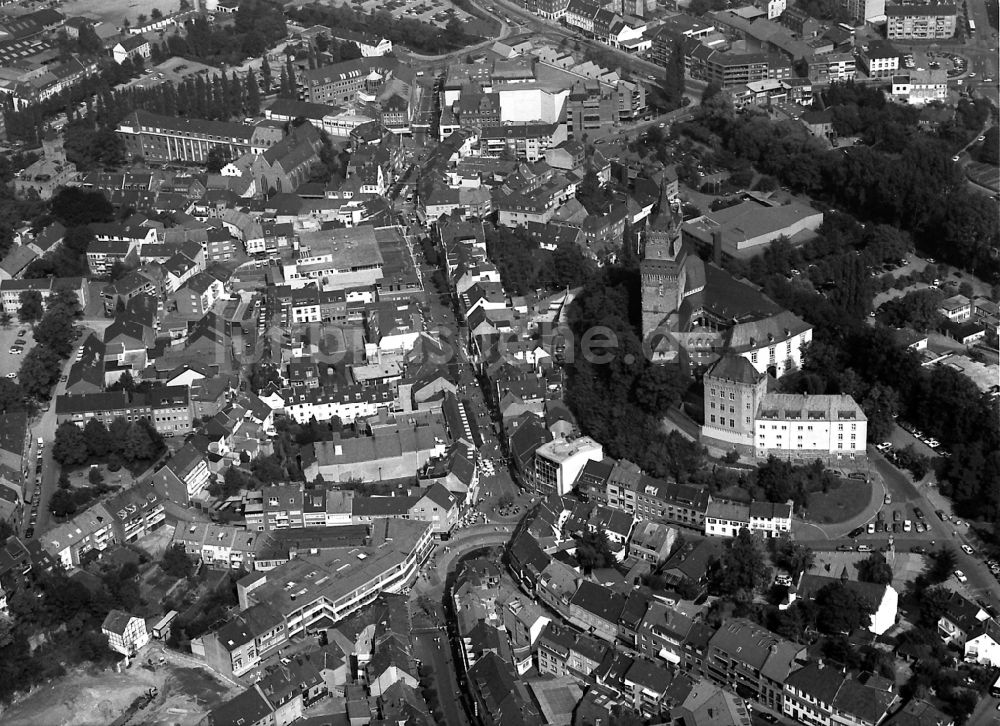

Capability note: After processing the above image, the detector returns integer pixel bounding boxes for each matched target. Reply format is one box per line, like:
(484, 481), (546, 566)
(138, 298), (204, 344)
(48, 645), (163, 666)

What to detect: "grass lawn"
(804, 478), (872, 525)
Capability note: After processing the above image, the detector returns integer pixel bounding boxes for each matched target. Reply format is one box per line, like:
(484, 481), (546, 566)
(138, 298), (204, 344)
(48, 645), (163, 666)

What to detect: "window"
(729, 392), (735, 400)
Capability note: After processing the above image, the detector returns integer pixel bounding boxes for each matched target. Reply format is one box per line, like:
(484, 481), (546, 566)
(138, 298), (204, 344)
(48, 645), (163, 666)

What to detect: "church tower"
(640, 181), (685, 337)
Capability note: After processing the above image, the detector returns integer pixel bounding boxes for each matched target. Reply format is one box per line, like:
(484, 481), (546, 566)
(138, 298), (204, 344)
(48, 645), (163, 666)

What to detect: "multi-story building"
(195, 602), (288, 678)
(885, 3), (956, 39)
(891, 68), (948, 105)
(236, 518), (433, 640)
(536, 622), (609, 679)
(601, 459), (712, 531)
(55, 386), (193, 437)
(702, 619), (806, 712)
(754, 393), (867, 460)
(149, 442), (211, 504)
(173, 522), (259, 571)
(0, 276), (88, 314)
(568, 581), (626, 642)
(683, 38), (792, 88)
(856, 40), (900, 78)
(703, 500), (791, 538)
(533, 436), (603, 496)
(300, 57), (400, 104)
(701, 355), (767, 451)
(117, 110), (255, 163)
(843, 0), (885, 22)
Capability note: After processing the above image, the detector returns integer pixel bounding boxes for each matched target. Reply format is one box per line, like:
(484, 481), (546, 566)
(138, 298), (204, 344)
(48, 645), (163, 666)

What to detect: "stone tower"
(640, 182), (685, 337)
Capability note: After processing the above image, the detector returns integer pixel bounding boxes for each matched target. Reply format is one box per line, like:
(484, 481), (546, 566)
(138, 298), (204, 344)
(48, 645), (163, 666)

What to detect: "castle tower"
(640, 181), (685, 337)
(701, 355), (768, 452)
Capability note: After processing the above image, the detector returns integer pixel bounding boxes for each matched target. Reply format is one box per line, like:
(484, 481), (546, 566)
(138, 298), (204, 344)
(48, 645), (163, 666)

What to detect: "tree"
(82, 419), (113, 458)
(713, 528), (770, 599)
(773, 538), (815, 579)
(122, 421), (155, 462)
(48, 488), (78, 517)
(261, 54), (272, 93)
(53, 422), (89, 466)
(88, 467), (104, 487)
(0, 379), (24, 413)
(17, 290), (43, 324)
(576, 170), (613, 215)
(58, 470), (70, 489)
(108, 417), (131, 455)
(855, 551), (893, 585)
(18, 344), (61, 399)
(33, 306), (75, 359)
(814, 581), (874, 634)
(634, 364), (686, 415)
(151, 7), (163, 19)
(50, 188), (113, 226)
(205, 147), (230, 174)
(161, 543), (193, 578)
(574, 530), (615, 572)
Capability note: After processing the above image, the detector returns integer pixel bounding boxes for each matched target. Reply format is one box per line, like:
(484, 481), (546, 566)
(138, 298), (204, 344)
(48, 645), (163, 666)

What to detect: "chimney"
(711, 230), (723, 266)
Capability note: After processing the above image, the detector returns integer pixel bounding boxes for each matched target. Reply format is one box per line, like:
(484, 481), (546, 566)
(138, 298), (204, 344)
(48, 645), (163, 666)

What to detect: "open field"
(53, 0), (175, 27)
(804, 477), (872, 525)
(0, 654), (239, 726)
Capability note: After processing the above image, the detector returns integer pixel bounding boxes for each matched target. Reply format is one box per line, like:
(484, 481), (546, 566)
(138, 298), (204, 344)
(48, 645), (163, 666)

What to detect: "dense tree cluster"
(161, 543), (194, 579)
(750, 457), (838, 509)
(288, 3), (475, 55)
(484, 223), (598, 295)
(52, 416), (164, 470)
(710, 529), (771, 601)
(574, 530), (616, 572)
(678, 98), (1000, 281)
(16, 287), (83, 400)
(575, 170), (615, 215)
(563, 266), (704, 481)
(0, 563), (147, 701)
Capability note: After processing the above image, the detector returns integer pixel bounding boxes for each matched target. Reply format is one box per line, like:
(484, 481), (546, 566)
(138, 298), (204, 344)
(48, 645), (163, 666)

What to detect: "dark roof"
(570, 581), (626, 624)
(784, 660), (845, 704)
(886, 3), (955, 15)
(207, 685), (274, 726)
(705, 354), (762, 385)
(832, 677), (897, 724)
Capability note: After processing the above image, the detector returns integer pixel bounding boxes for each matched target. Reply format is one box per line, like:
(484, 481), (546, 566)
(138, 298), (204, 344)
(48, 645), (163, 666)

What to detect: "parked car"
(848, 526), (865, 538)
(961, 544), (974, 555)
(857, 544), (872, 552)
(913, 507), (924, 519)
(936, 510), (947, 520)
(893, 510), (901, 522)
(867, 522), (876, 534)
(836, 544), (853, 551)
(954, 570), (968, 583)
(910, 546), (928, 554)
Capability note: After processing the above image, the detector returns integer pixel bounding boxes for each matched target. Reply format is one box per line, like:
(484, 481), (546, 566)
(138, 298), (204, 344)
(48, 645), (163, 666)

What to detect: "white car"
(876, 442), (892, 452)
(961, 544), (974, 555)
(867, 522), (876, 534)
(954, 570), (968, 583)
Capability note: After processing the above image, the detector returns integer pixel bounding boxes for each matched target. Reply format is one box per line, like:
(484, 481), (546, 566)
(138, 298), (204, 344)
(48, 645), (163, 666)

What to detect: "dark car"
(892, 523), (901, 533)
(936, 510), (947, 520)
(848, 526), (865, 538)
(910, 546), (928, 554)
(914, 507), (925, 519)
(836, 544), (853, 551)
(759, 715), (779, 724)
(848, 472), (869, 482)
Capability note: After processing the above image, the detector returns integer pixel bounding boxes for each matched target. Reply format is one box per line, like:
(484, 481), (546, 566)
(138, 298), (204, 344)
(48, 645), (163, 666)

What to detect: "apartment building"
(601, 459), (712, 531)
(856, 40), (900, 78)
(703, 500), (791, 538)
(886, 4), (956, 39)
(702, 619), (807, 712)
(173, 522), (259, 571)
(0, 276), (88, 314)
(195, 602), (288, 678)
(55, 386), (194, 437)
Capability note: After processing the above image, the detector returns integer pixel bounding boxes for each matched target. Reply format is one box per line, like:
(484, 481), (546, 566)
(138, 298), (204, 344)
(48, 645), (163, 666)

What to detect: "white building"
(843, 0), (885, 23)
(533, 436), (604, 496)
(766, 0), (786, 18)
(754, 393), (867, 459)
(102, 609), (151, 656)
(704, 500), (791, 538)
(891, 69), (948, 106)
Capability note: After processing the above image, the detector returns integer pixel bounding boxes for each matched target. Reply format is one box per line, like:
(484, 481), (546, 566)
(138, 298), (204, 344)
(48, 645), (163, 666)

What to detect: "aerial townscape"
(0, 0), (997, 722)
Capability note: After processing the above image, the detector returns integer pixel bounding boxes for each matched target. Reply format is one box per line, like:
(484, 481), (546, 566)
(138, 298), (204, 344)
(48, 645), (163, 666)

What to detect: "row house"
(54, 386), (194, 437)
(536, 621), (609, 680)
(173, 522), (259, 571)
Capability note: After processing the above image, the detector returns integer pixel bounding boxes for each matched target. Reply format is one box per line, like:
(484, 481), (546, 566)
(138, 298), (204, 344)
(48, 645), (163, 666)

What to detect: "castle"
(639, 186), (812, 379)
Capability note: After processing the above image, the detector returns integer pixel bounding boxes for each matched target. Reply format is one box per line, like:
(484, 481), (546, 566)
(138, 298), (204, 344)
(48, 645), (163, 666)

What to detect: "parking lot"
(0, 323), (34, 380)
(341, 0), (474, 25)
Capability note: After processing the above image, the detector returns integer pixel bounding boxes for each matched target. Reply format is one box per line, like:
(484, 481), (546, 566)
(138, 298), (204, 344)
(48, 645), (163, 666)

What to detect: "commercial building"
(236, 518), (433, 640)
(300, 57), (400, 105)
(891, 68), (948, 105)
(681, 200), (823, 260)
(703, 500), (792, 538)
(533, 436), (603, 496)
(842, 0), (885, 22)
(885, 4), (957, 39)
